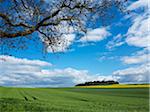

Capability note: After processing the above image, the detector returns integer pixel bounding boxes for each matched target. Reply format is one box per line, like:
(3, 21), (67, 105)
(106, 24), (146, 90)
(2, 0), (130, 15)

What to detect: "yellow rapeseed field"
(76, 84), (150, 88)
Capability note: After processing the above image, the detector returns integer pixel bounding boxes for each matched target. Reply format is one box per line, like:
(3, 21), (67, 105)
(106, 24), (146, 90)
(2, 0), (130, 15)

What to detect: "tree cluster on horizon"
(75, 80), (119, 86)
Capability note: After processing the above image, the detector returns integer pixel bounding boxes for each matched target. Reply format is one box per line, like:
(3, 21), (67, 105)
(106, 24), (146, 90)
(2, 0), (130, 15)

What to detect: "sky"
(0, 0), (149, 87)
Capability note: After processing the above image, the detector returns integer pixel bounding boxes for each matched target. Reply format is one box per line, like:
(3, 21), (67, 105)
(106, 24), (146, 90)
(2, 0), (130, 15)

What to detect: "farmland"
(76, 84), (150, 88)
(0, 86), (149, 112)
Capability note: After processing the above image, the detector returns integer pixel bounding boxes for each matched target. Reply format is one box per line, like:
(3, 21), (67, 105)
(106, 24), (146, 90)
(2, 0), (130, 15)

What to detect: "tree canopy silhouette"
(0, 0), (127, 52)
(75, 80), (119, 86)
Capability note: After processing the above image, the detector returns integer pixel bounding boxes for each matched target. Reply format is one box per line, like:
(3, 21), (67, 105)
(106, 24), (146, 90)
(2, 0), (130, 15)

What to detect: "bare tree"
(0, 0), (127, 52)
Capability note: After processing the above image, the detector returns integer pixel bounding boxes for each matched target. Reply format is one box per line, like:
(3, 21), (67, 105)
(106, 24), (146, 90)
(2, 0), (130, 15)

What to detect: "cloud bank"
(106, 0), (150, 83)
(113, 63), (150, 83)
(0, 54), (149, 87)
(0, 55), (114, 87)
(80, 27), (111, 42)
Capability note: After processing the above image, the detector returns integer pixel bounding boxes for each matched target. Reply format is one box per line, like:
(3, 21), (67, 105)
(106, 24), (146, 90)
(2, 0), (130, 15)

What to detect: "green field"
(0, 87), (149, 112)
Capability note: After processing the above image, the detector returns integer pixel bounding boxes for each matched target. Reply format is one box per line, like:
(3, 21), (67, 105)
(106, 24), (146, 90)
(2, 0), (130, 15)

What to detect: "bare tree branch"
(0, 0), (127, 52)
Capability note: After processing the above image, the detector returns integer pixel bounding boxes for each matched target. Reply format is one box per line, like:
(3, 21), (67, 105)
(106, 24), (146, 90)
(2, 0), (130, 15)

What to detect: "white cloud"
(39, 21), (76, 53)
(47, 34), (75, 53)
(113, 63), (150, 83)
(40, 26), (110, 52)
(0, 55), (52, 66)
(80, 27), (111, 42)
(0, 55), (114, 87)
(0, 55), (149, 86)
(106, 34), (125, 50)
(113, 64), (149, 76)
(107, 0), (150, 50)
(121, 52), (150, 65)
(98, 55), (120, 62)
(109, 0), (150, 84)
(126, 13), (150, 48)
(126, 0), (150, 48)
(127, 0), (149, 11)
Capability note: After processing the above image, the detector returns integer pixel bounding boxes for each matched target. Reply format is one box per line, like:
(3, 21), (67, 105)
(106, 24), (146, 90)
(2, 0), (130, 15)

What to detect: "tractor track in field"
(18, 89), (29, 101)
(20, 90), (38, 101)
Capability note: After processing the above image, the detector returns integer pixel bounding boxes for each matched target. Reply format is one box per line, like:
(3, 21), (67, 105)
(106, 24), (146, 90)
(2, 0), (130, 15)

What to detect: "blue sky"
(0, 0), (149, 87)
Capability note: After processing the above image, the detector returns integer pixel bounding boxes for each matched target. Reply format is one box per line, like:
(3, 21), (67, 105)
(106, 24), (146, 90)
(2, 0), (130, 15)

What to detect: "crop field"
(76, 84), (150, 88)
(0, 86), (149, 112)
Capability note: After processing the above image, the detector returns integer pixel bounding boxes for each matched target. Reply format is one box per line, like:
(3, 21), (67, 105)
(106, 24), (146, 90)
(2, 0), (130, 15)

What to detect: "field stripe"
(76, 84), (150, 88)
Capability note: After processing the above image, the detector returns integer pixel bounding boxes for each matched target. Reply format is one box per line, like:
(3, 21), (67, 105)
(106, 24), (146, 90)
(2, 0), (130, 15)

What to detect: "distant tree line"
(75, 80), (119, 86)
